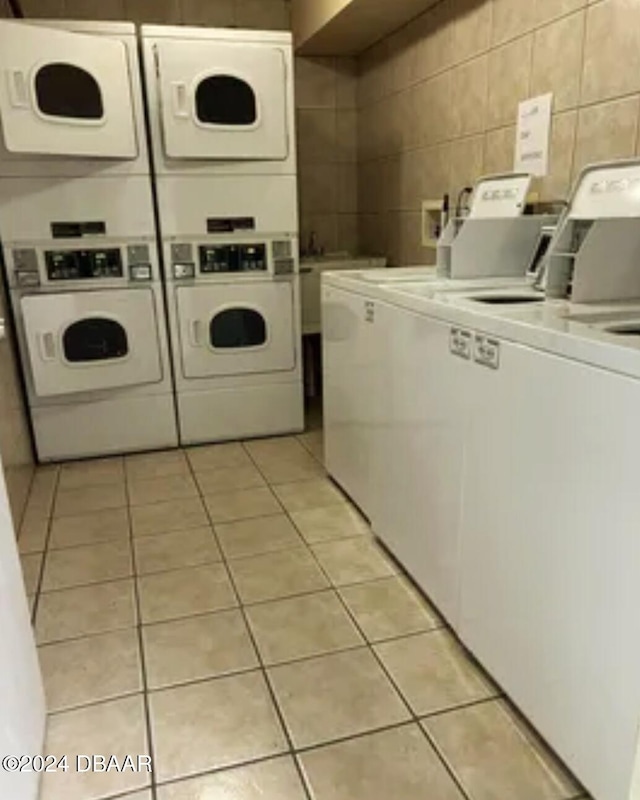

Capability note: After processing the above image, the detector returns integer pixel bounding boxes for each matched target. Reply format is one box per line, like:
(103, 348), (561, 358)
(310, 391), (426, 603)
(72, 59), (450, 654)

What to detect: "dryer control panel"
(8, 244), (154, 288)
(199, 244), (267, 274)
(45, 248), (123, 281)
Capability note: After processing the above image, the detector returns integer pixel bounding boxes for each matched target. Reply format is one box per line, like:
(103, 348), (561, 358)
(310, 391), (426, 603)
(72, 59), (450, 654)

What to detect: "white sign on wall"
(514, 93), (553, 177)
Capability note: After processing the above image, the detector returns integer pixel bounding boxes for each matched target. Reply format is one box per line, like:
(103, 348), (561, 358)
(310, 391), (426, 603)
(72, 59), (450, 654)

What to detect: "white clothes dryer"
(0, 20), (178, 461)
(140, 24), (302, 444)
(165, 234), (303, 445)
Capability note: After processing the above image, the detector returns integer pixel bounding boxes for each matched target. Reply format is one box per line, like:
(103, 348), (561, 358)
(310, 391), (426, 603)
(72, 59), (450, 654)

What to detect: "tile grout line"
(123, 472), (158, 800)
(30, 466), (61, 627)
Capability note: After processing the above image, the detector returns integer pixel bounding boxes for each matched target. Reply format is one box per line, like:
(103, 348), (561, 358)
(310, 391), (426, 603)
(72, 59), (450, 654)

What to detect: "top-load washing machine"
(140, 25), (303, 444)
(0, 19), (178, 461)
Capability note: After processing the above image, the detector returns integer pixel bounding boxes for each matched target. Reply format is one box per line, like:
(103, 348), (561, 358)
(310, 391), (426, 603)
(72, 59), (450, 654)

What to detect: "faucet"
(306, 231), (324, 258)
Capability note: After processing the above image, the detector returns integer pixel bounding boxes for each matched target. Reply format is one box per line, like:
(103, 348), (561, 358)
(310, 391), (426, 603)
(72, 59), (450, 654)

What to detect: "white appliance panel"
(378, 306), (469, 624)
(0, 21), (137, 159)
(459, 339), (640, 800)
(0, 465), (45, 800)
(0, 176), (155, 244)
(156, 174), (297, 237)
(33, 394), (177, 461)
(176, 281), (296, 379)
(322, 286), (389, 519)
(155, 39), (288, 161)
(21, 289), (163, 397)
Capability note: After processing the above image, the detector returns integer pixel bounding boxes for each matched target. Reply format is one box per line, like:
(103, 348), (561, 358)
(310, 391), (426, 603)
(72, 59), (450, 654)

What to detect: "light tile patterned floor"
(16, 431), (589, 800)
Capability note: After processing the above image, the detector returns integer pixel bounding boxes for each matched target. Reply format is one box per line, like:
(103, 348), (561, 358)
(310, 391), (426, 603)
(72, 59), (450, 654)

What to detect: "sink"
(468, 295), (544, 305)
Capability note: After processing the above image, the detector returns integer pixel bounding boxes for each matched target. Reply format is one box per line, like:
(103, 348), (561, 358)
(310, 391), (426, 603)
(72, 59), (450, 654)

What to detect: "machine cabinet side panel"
(377, 305), (470, 626)
(459, 339), (640, 800)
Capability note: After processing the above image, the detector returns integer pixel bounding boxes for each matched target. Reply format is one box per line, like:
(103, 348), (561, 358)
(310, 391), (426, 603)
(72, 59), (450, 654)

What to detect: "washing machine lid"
(0, 21), (138, 159)
(176, 281), (296, 378)
(154, 39), (288, 161)
(21, 289), (162, 397)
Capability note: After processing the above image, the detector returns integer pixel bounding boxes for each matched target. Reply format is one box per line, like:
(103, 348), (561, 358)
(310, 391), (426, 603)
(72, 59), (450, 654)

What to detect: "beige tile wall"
(357, 0), (640, 265)
(7, 0), (359, 255)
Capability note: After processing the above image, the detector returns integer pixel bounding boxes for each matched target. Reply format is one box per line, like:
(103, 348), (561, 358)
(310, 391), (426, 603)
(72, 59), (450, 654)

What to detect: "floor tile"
(339, 577), (441, 642)
(268, 648), (410, 748)
(272, 478), (346, 512)
(311, 538), (396, 586)
(229, 548), (329, 605)
(20, 551), (43, 594)
(149, 671), (287, 783)
(40, 695), (149, 800)
(131, 497), (209, 537)
(39, 629), (142, 712)
(143, 609), (258, 689)
(215, 513), (303, 560)
(18, 512), (49, 554)
(291, 504), (369, 544)
(246, 590), (364, 665)
(137, 563), (237, 624)
(54, 483), (127, 518)
(187, 441), (253, 472)
(27, 469), (58, 513)
(58, 457), (124, 491)
(134, 527), (221, 575)
(374, 630), (497, 716)
(36, 579), (137, 644)
(195, 464), (266, 495)
(49, 507), (129, 550)
(297, 431), (324, 463)
(299, 724), (464, 800)
(257, 452), (326, 484)
(42, 541), (133, 591)
(125, 449), (189, 481)
(204, 487), (282, 524)
(244, 436), (308, 461)
(423, 699), (580, 800)
(128, 473), (198, 506)
(156, 756), (306, 800)
(119, 792), (152, 800)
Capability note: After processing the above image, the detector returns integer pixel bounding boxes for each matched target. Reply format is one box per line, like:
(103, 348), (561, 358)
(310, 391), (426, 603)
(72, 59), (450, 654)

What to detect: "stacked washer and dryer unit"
(141, 25), (303, 445)
(0, 20), (178, 461)
(0, 20), (303, 461)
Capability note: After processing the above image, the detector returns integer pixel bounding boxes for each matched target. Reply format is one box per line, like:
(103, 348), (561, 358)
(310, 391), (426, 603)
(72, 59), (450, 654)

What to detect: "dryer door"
(176, 281), (296, 378)
(21, 289), (162, 397)
(0, 21), (137, 158)
(154, 39), (288, 161)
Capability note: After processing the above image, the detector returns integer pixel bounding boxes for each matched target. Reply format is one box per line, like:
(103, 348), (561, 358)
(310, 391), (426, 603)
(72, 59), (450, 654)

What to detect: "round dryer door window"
(63, 318), (128, 363)
(35, 63), (104, 121)
(210, 308), (266, 349)
(195, 75), (257, 126)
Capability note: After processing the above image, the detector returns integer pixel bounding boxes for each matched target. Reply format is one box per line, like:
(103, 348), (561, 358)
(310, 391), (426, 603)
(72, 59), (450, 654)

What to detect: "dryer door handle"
(7, 70), (29, 109)
(189, 320), (204, 347)
(37, 332), (56, 362)
(171, 82), (189, 119)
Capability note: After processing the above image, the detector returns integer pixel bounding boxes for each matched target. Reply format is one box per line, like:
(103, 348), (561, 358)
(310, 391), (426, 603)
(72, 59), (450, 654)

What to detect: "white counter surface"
(323, 269), (640, 380)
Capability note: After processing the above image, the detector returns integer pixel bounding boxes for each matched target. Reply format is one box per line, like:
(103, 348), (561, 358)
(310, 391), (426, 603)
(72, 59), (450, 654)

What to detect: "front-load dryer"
(166, 235), (303, 445)
(0, 19), (178, 461)
(140, 24), (302, 444)
(140, 25), (298, 237)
